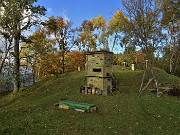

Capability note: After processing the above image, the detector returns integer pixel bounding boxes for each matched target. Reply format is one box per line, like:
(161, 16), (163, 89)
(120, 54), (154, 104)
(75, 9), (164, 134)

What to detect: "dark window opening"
(93, 68), (101, 72)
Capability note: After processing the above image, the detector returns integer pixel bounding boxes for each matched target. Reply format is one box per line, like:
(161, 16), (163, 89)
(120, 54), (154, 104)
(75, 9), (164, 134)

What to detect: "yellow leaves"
(38, 52), (62, 79)
(108, 10), (129, 31)
(90, 15), (106, 29)
(78, 15), (107, 50)
(25, 28), (59, 79)
(28, 29), (55, 56)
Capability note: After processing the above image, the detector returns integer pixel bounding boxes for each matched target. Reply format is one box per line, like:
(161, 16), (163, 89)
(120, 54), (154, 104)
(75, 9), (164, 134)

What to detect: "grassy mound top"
(0, 66), (180, 135)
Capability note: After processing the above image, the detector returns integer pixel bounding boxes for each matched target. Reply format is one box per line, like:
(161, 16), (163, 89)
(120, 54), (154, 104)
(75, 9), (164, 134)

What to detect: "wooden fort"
(86, 51), (113, 95)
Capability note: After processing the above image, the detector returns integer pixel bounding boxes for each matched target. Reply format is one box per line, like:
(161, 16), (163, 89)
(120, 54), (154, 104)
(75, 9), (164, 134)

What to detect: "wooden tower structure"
(86, 51), (113, 95)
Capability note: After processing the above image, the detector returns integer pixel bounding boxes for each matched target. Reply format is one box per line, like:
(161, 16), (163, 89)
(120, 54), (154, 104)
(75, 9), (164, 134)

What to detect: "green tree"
(0, 0), (46, 93)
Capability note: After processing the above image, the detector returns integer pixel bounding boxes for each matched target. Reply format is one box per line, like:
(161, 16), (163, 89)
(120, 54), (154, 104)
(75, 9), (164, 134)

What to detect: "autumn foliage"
(65, 50), (86, 72)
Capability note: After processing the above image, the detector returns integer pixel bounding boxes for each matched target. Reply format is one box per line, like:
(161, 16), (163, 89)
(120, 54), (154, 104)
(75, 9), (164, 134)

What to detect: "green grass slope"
(0, 66), (180, 135)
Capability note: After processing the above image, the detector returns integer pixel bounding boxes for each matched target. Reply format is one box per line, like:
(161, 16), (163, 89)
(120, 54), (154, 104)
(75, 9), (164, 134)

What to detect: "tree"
(108, 10), (129, 52)
(123, 45), (136, 65)
(25, 29), (56, 80)
(44, 16), (73, 73)
(76, 20), (96, 51)
(0, 32), (13, 92)
(122, 0), (165, 97)
(90, 15), (108, 50)
(76, 15), (109, 51)
(0, 0), (46, 93)
(0, 32), (13, 73)
(65, 50), (86, 72)
(108, 10), (135, 63)
(160, 0), (180, 74)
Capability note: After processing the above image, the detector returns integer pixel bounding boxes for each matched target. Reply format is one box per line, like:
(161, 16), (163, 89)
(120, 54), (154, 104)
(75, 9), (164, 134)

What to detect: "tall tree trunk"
(62, 52), (65, 73)
(0, 55), (7, 74)
(58, 37), (65, 74)
(13, 33), (20, 93)
(61, 39), (65, 74)
(32, 65), (36, 84)
(0, 39), (12, 74)
(62, 42), (65, 73)
(172, 39), (180, 74)
(111, 33), (117, 52)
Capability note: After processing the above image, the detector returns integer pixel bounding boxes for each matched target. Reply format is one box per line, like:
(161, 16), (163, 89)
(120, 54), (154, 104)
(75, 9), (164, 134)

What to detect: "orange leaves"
(81, 20), (94, 31)
(65, 50), (86, 71)
(45, 16), (71, 33)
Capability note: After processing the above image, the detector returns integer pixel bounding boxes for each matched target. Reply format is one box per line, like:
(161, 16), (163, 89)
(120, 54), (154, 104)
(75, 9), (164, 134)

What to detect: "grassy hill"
(0, 66), (180, 135)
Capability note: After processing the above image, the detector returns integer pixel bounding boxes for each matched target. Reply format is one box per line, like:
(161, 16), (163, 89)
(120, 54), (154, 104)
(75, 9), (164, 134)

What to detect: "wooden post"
(78, 66), (81, 71)
(145, 60), (148, 69)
